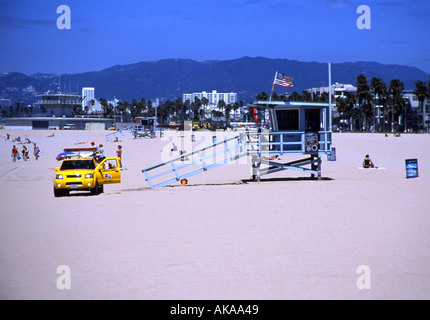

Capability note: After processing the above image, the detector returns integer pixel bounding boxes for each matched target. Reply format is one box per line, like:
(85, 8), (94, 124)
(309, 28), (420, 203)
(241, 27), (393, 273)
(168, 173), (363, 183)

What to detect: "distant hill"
(1, 57), (428, 105)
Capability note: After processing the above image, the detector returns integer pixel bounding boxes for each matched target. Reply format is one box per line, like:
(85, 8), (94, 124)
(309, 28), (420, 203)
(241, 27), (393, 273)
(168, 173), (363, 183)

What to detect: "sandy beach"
(0, 129), (429, 300)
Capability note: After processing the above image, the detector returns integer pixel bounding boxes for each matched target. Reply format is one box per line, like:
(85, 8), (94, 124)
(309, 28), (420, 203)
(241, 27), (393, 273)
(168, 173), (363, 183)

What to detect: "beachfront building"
(306, 83), (357, 100)
(3, 116), (114, 130)
(82, 87), (95, 112)
(183, 90), (239, 120)
(183, 90), (237, 106)
(36, 92), (82, 117)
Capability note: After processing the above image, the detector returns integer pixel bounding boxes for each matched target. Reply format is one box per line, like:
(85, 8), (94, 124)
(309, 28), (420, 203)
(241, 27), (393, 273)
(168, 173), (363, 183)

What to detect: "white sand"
(0, 129), (429, 299)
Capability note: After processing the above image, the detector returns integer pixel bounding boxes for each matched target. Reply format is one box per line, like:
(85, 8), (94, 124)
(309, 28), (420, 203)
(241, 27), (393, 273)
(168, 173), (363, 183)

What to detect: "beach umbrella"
(56, 151), (76, 161)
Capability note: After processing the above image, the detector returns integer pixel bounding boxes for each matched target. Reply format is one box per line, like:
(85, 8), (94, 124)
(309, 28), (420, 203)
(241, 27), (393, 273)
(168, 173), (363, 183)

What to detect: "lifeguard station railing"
(141, 130), (332, 188)
(142, 133), (246, 188)
(106, 126), (135, 141)
(245, 131), (332, 155)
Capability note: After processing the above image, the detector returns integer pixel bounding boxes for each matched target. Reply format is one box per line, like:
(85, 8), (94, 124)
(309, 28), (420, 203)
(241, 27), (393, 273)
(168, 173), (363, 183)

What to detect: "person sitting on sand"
(261, 155), (281, 161)
(362, 154), (375, 168)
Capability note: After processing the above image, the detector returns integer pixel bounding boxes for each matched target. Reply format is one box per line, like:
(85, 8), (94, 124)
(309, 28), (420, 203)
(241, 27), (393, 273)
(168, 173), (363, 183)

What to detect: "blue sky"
(1, 0), (430, 75)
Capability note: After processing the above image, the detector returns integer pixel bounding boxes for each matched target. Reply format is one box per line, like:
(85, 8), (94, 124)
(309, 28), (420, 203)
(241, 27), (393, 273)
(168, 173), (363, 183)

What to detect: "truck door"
(98, 158), (121, 184)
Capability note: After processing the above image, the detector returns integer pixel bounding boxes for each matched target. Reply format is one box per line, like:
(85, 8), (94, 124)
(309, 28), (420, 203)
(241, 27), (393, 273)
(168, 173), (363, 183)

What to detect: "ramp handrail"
(106, 126), (135, 141)
(142, 133), (246, 188)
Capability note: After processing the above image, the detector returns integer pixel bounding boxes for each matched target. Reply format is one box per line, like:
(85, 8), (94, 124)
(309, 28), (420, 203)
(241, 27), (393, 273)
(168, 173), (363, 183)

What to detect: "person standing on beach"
(22, 146), (29, 161)
(97, 144), (106, 162)
(33, 143), (40, 160)
(12, 145), (19, 162)
(116, 145), (122, 167)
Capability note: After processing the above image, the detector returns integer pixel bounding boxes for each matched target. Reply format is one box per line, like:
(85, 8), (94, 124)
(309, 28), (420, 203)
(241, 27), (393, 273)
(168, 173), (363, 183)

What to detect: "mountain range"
(1, 56), (429, 105)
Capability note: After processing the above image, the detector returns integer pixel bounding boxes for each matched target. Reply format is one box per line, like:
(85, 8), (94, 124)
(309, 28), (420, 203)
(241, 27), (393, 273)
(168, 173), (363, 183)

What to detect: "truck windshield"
(60, 160), (96, 170)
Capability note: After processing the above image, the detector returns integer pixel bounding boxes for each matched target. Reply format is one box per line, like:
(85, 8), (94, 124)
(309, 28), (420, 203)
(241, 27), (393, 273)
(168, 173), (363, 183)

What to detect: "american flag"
(274, 72), (294, 87)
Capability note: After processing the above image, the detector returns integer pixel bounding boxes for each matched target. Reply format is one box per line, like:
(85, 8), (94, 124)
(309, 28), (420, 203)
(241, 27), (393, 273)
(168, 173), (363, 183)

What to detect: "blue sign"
(405, 159), (418, 178)
(327, 147), (336, 161)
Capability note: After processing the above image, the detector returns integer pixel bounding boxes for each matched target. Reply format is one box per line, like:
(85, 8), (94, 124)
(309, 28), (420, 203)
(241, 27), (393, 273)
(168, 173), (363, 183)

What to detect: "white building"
(82, 87), (95, 111)
(306, 83), (357, 100)
(183, 90), (237, 107)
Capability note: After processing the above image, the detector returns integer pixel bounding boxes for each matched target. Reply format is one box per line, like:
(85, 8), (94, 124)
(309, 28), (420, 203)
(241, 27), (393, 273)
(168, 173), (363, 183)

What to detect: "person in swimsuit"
(362, 154), (375, 168)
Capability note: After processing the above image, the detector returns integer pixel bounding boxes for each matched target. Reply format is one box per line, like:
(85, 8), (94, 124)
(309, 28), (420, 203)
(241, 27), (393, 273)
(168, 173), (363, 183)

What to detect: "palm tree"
(232, 101), (240, 122)
(414, 80), (428, 131)
(201, 97), (209, 121)
(217, 100), (226, 121)
(256, 92), (269, 101)
(388, 79), (405, 132)
(356, 74), (373, 131)
(301, 90), (312, 102)
(345, 92), (357, 130)
(370, 77), (386, 131)
(288, 91), (301, 102)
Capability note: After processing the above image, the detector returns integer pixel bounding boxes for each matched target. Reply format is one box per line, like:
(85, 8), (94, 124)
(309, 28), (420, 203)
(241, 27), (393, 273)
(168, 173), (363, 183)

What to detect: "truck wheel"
(54, 188), (68, 197)
(54, 187), (62, 197)
(90, 183), (98, 195)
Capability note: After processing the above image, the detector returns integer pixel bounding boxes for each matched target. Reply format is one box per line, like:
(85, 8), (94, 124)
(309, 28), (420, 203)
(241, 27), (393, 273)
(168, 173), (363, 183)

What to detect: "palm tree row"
(254, 74), (429, 133)
(96, 95), (246, 126)
(92, 74), (429, 131)
(348, 75), (430, 132)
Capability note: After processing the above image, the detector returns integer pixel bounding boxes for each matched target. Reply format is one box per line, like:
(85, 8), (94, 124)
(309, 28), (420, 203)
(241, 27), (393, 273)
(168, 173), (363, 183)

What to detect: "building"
(4, 116), (114, 130)
(82, 87), (95, 111)
(306, 83), (357, 100)
(36, 92), (82, 117)
(183, 90), (239, 120)
(183, 90), (237, 106)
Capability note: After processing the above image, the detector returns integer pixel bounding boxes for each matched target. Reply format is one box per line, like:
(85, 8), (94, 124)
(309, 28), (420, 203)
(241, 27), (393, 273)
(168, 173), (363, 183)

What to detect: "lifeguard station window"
(305, 109), (321, 132)
(276, 109), (299, 131)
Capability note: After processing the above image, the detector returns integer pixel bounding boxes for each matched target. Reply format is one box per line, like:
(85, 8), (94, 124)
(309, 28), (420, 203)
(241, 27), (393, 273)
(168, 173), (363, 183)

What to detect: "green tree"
(288, 91), (301, 102)
(217, 100), (226, 121)
(232, 101), (240, 122)
(99, 98), (109, 117)
(356, 74), (373, 131)
(224, 104), (233, 125)
(370, 77), (387, 131)
(414, 80), (428, 131)
(301, 90), (312, 102)
(388, 79), (405, 132)
(345, 92), (357, 130)
(255, 92), (268, 101)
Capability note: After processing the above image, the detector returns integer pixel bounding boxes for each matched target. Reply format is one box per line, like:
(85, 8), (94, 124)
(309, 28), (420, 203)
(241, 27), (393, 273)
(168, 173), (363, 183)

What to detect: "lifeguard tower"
(133, 116), (157, 138)
(246, 100), (333, 181)
(141, 102), (333, 188)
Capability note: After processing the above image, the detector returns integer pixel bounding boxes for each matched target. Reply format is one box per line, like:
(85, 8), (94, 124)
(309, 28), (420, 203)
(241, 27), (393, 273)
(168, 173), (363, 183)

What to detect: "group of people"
(90, 141), (122, 167)
(11, 143), (40, 162)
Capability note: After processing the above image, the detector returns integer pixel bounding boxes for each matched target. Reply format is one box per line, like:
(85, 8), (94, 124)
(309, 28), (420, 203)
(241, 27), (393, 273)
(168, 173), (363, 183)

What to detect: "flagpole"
(268, 71), (277, 103)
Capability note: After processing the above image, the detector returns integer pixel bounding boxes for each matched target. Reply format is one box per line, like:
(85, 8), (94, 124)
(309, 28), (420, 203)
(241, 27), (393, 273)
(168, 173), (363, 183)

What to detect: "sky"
(1, 0), (430, 75)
